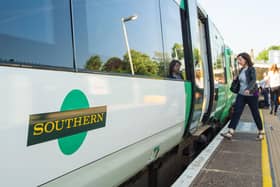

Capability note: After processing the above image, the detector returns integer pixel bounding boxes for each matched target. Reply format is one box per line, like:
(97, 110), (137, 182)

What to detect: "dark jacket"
(168, 72), (184, 80)
(240, 66), (258, 94)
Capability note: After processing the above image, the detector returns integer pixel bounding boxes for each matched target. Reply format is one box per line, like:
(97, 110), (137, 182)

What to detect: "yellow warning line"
(260, 110), (273, 187)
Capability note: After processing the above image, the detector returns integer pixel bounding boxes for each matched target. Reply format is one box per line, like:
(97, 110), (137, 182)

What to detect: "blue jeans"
(228, 94), (263, 131)
(270, 87), (279, 113)
(262, 88), (269, 107)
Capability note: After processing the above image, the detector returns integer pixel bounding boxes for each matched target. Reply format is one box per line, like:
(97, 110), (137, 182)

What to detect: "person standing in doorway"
(221, 52), (264, 140)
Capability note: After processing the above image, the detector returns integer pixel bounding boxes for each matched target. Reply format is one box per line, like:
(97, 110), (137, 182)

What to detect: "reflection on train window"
(73, 0), (165, 77)
(210, 25), (226, 84)
(160, 0), (185, 79)
(0, 0), (73, 68)
(195, 70), (203, 88)
(231, 56), (238, 77)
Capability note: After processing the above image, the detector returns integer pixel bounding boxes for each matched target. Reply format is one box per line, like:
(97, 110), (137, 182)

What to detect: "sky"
(198, 0), (280, 56)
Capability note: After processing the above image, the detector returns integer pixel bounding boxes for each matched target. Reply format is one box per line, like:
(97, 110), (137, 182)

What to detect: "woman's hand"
(244, 90), (250, 95)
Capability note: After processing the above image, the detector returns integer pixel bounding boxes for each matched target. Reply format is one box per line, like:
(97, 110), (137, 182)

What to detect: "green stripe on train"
(185, 81), (192, 130)
(180, 0), (185, 9)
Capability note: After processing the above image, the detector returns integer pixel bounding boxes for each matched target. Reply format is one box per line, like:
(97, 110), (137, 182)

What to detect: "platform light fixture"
(121, 15), (138, 75)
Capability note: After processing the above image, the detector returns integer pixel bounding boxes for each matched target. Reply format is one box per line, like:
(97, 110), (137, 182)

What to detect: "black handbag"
(230, 78), (240, 93)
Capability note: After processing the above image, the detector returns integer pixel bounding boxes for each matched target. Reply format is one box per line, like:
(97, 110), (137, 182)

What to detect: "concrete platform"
(263, 108), (280, 187)
(173, 106), (277, 187)
(190, 132), (262, 187)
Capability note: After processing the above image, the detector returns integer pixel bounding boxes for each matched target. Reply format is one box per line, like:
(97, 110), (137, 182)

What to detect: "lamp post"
(121, 15), (138, 75)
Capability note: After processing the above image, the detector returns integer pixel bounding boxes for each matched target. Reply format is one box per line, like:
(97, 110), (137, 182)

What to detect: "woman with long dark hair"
(221, 52), (264, 140)
(168, 60), (184, 80)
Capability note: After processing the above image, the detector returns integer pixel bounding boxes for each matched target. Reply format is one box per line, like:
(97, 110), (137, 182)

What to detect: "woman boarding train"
(221, 52), (265, 140)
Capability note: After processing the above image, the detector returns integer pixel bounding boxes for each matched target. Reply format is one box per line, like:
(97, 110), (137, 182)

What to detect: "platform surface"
(191, 106), (262, 187)
(173, 106), (279, 187)
(263, 108), (280, 187)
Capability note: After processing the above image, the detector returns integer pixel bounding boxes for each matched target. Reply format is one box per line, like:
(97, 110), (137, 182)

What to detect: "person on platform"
(267, 64), (280, 115)
(259, 72), (270, 108)
(221, 52), (264, 140)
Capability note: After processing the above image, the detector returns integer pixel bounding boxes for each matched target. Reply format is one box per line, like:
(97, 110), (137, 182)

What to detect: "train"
(0, 0), (238, 186)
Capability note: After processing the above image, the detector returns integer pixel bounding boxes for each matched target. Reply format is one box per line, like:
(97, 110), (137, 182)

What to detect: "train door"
(197, 18), (211, 123)
(182, 0), (210, 131)
(182, 0), (203, 131)
(182, 0), (215, 132)
(208, 22), (227, 120)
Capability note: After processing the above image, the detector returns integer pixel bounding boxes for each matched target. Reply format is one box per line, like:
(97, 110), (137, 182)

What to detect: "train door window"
(231, 56), (238, 77)
(160, 0), (185, 80)
(0, 0), (73, 68)
(187, 5), (205, 130)
(189, 18), (206, 126)
(198, 17), (212, 122)
(225, 48), (234, 81)
(210, 28), (226, 85)
(73, 0), (163, 77)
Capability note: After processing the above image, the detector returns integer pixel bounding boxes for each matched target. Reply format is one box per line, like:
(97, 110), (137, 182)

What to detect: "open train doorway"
(197, 13), (212, 124)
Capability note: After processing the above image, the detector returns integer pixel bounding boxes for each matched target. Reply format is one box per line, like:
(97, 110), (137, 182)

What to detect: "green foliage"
(268, 45), (280, 50)
(85, 44), (186, 78)
(101, 57), (125, 73)
(172, 43), (184, 60)
(158, 61), (167, 77)
(154, 51), (170, 77)
(193, 48), (201, 65)
(256, 45), (280, 61)
(123, 49), (159, 76)
(256, 50), (269, 61)
(85, 55), (102, 71)
(146, 61), (160, 75)
(216, 56), (223, 69)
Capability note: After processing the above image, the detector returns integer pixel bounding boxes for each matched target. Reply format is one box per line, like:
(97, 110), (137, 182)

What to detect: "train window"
(211, 31), (226, 85)
(0, 0), (73, 68)
(160, 0), (185, 80)
(231, 56), (238, 77)
(73, 0), (164, 77)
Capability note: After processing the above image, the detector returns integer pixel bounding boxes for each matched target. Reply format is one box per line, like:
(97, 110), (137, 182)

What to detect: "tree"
(153, 51), (171, 77)
(101, 57), (124, 72)
(216, 56), (223, 69)
(85, 55), (102, 71)
(193, 48), (201, 64)
(256, 45), (280, 61)
(172, 43), (184, 60)
(256, 50), (269, 61)
(123, 49), (159, 76)
(145, 60), (160, 76)
(268, 45), (280, 50)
